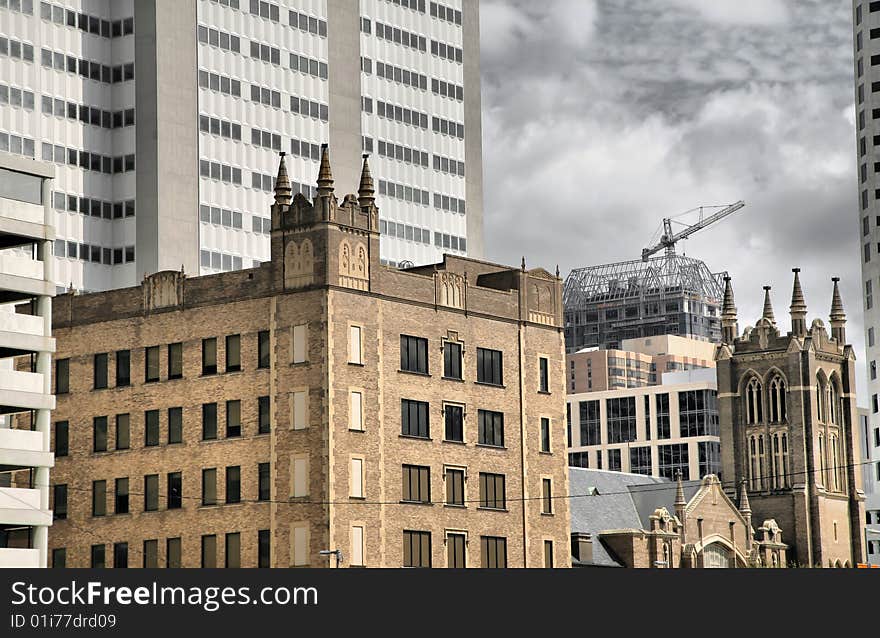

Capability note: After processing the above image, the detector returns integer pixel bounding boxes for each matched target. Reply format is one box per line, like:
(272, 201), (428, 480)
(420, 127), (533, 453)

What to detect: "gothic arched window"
(829, 382), (840, 426)
(816, 381), (825, 423)
(769, 376), (786, 423)
(745, 378), (763, 425)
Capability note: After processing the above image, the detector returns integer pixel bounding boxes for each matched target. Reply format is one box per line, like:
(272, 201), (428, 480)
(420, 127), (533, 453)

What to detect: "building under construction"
(563, 202), (743, 353)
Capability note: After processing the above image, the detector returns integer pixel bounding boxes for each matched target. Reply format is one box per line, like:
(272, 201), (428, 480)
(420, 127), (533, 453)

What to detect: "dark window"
(55, 421), (69, 457)
(444, 404), (464, 442)
(447, 533), (466, 568)
(258, 331), (270, 368)
(144, 346), (159, 382)
(403, 530), (431, 567)
(540, 417), (551, 452)
(476, 348), (503, 385)
(142, 540), (158, 568)
(678, 390), (719, 437)
(480, 536), (507, 568)
(115, 414), (130, 450)
(258, 529), (271, 568)
(226, 334), (241, 372)
(630, 446), (652, 475)
(168, 407), (183, 444)
(402, 464), (431, 503)
(226, 400), (242, 437)
(115, 478), (129, 514)
(93, 353), (108, 389)
(91, 544), (105, 568)
(542, 478), (553, 514)
(201, 535), (217, 568)
(401, 399), (430, 438)
(92, 480), (106, 516)
(115, 350), (130, 386)
(258, 462), (270, 501)
(698, 441), (721, 478)
(202, 468), (217, 505)
(658, 443), (689, 481)
(539, 357), (549, 392)
(608, 448), (622, 472)
(168, 343), (183, 379)
(225, 533), (241, 568)
(52, 548), (66, 568)
(544, 540), (554, 568)
(52, 484), (67, 519)
(226, 466), (241, 503)
(166, 538), (181, 568)
(478, 409), (504, 447)
(479, 472), (505, 509)
(145, 410), (159, 447)
(167, 472), (182, 509)
(656, 394), (671, 439)
(258, 396), (270, 433)
(202, 338), (217, 375)
(443, 341), (462, 379)
(202, 403), (218, 440)
(144, 474), (159, 511)
(55, 358), (69, 393)
(606, 397), (637, 443)
(445, 467), (465, 506)
(112, 542), (128, 568)
(93, 416), (108, 452)
(400, 335), (429, 373)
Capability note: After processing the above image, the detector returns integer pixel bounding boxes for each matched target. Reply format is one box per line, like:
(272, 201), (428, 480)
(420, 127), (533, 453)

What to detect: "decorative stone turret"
(273, 152), (292, 206)
(761, 285), (775, 325)
(674, 470), (687, 543)
(721, 276), (738, 344)
(358, 154), (375, 209)
(789, 268), (807, 337)
(829, 277), (847, 344)
(739, 479), (752, 552)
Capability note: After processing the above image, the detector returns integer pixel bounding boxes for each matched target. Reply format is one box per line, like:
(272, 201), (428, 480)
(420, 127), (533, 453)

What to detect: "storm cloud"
(479, 0), (865, 397)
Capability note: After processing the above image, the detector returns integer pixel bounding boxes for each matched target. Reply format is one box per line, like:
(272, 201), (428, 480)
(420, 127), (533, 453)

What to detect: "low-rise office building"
(0, 153), (56, 568)
(566, 368), (720, 481)
(45, 150), (571, 568)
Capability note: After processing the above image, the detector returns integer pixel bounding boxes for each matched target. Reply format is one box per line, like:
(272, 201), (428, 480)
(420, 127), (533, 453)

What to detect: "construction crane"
(641, 201), (746, 261)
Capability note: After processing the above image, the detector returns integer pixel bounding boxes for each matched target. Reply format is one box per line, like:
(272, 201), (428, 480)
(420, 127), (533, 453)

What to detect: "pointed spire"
(738, 479), (751, 514)
(761, 286), (775, 325)
(521, 257), (526, 272)
(317, 143), (334, 197)
(358, 154), (375, 209)
(830, 277), (847, 344)
(674, 470), (687, 543)
(721, 276), (738, 344)
(790, 268), (807, 336)
(273, 152), (292, 206)
(674, 470), (686, 506)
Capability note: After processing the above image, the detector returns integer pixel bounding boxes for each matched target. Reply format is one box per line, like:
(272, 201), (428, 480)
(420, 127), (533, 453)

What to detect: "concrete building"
(858, 407), (880, 563)
(852, 0), (880, 566)
(715, 272), (866, 567)
(563, 254), (726, 353)
(44, 151), (568, 568)
(569, 468), (787, 568)
(566, 367), (721, 482)
(567, 334), (716, 393)
(0, 153), (55, 568)
(0, 0), (483, 292)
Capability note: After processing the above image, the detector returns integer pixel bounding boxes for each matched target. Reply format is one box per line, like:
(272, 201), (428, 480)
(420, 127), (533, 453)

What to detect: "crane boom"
(641, 201), (745, 261)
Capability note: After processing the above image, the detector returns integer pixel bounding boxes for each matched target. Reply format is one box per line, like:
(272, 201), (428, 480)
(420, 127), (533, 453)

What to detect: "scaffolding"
(563, 254), (727, 353)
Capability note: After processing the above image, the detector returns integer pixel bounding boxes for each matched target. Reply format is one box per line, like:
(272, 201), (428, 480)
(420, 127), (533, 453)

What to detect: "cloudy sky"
(479, 0), (865, 396)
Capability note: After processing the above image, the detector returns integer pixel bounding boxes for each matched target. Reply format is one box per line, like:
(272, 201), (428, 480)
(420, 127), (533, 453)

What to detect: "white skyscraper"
(853, 0), (880, 564)
(0, 0), (483, 292)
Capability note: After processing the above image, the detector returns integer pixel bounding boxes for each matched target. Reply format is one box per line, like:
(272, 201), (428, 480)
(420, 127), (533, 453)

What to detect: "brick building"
(44, 149), (570, 568)
(715, 271), (867, 567)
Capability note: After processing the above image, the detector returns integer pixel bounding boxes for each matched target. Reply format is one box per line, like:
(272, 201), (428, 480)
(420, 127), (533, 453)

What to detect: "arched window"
(771, 434), (780, 489)
(757, 434), (766, 490)
(829, 383), (840, 426)
(745, 378), (763, 424)
(818, 433), (827, 487)
(769, 376), (786, 423)
(702, 543), (731, 568)
(781, 433), (789, 488)
(749, 436), (759, 491)
(816, 382), (824, 422)
(662, 543), (670, 568)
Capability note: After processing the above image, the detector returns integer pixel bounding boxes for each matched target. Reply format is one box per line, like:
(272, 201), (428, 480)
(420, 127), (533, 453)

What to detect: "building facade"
(715, 271), (867, 567)
(567, 334), (716, 393)
(44, 151), (569, 568)
(566, 368), (720, 481)
(852, 0), (880, 566)
(0, 152), (55, 568)
(0, 0), (483, 292)
(569, 469), (787, 568)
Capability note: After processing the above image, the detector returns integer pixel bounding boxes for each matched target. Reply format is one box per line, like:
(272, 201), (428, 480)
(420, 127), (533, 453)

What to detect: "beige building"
(567, 334), (716, 393)
(43, 150), (570, 568)
(566, 368), (720, 481)
(0, 154), (55, 568)
(716, 271), (867, 567)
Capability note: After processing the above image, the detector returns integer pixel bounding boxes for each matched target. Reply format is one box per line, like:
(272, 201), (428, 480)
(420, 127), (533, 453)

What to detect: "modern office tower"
(46, 153), (568, 569)
(566, 368), (721, 481)
(716, 272), (866, 568)
(0, 0), (483, 292)
(853, 0), (880, 566)
(0, 153), (55, 568)
(563, 255), (727, 354)
(567, 334), (716, 393)
(858, 408), (880, 563)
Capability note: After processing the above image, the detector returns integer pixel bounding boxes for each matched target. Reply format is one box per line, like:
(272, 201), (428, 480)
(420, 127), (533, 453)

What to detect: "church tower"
(715, 270), (866, 567)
